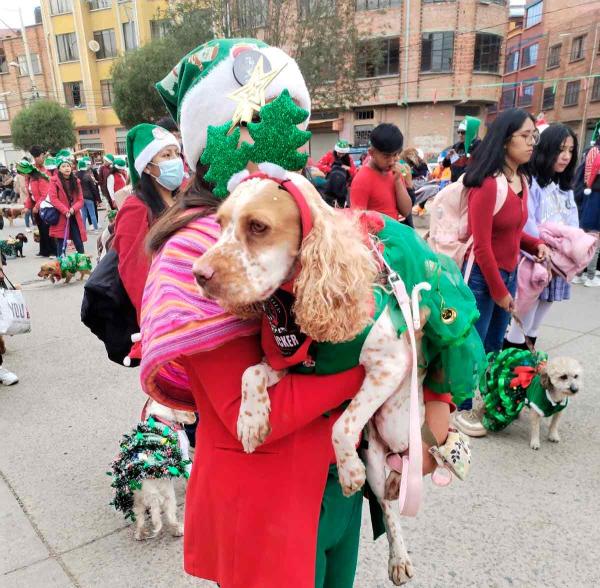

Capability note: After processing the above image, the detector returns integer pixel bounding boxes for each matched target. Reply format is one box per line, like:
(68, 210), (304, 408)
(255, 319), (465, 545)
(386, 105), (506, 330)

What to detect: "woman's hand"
(497, 293), (515, 312)
(534, 243), (550, 262)
(69, 207), (74, 215)
(65, 211), (71, 218)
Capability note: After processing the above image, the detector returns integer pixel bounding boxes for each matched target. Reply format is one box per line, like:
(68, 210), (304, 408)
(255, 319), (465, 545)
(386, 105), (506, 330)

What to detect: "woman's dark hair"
(464, 108), (536, 188)
(333, 151), (351, 166)
(530, 123), (578, 191)
(134, 172), (170, 221)
(147, 162), (219, 253)
(58, 167), (78, 201)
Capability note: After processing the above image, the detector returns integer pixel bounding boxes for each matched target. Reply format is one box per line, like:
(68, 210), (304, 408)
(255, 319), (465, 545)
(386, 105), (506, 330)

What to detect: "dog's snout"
(194, 263), (214, 287)
(569, 384), (578, 393)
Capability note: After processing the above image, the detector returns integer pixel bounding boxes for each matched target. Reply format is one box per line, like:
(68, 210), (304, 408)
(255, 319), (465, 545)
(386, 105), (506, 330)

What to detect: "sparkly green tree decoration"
(247, 90), (311, 171)
(200, 121), (252, 198)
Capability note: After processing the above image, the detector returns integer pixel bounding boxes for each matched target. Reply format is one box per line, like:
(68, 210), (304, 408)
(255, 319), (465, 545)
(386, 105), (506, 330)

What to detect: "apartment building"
(311, 0), (508, 160)
(0, 16), (57, 164)
(38, 0), (170, 155)
(500, 0), (599, 146)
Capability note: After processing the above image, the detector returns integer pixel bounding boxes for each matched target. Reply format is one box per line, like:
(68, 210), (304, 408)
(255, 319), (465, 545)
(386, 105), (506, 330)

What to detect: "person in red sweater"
(454, 108), (549, 438)
(317, 140), (357, 179)
(48, 158), (87, 256)
(98, 154), (116, 209)
(112, 123), (183, 321)
(349, 123), (413, 221)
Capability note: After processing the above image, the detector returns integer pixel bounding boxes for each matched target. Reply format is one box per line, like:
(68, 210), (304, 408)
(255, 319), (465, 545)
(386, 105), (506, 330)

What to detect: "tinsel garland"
(59, 252), (92, 274)
(480, 347), (548, 432)
(107, 417), (191, 521)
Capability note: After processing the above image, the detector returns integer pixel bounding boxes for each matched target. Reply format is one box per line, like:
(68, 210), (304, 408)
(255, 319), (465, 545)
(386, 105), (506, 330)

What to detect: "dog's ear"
(539, 370), (552, 392)
(293, 199), (378, 343)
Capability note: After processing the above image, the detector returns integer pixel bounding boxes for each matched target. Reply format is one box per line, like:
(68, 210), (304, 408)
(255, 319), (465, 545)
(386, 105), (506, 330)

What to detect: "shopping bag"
(0, 276), (31, 335)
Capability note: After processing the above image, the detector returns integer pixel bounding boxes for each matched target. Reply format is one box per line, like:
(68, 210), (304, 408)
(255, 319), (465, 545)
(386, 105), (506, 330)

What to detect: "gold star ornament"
(227, 56), (287, 133)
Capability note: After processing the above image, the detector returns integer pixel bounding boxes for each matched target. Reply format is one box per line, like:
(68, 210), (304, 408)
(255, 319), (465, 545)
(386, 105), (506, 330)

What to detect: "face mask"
(151, 157), (184, 191)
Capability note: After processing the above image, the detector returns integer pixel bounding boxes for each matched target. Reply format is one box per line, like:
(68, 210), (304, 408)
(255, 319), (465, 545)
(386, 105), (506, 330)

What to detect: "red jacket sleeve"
(589, 153), (600, 188)
(317, 152), (334, 175)
(113, 199), (150, 322)
(349, 169), (371, 210)
(48, 179), (70, 215)
(469, 178), (509, 302)
(184, 337), (365, 447)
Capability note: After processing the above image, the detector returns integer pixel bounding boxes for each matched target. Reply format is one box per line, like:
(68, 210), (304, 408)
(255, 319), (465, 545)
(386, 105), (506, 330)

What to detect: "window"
(93, 29), (117, 59)
(564, 80), (580, 106)
(542, 87), (555, 110)
(354, 124), (373, 147)
(501, 87), (516, 110)
(89, 0), (112, 9)
(298, 0), (335, 19)
(150, 19), (170, 40)
(505, 50), (519, 73)
(421, 32), (454, 73)
(116, 127), (128, 155)
(17, 54), (42, 76)
(356, 0), (401, 10)
(592, 77), (600, 102)
(100, 80), (114, 106)
(521, 43), (539, 68)
(473, 33), (501, 73)
(0, 101), (8, 121)
(518, 80), (536, 107)
(0, 49), (8, 74)
(236, 0), (268, 29)
(122, 21), (138, 51)
(357, 37), (400, 78)
(56, 32), (79, 62)
(547, 44), (561, 69)
(355, 109), (374, 120)
(525, 1), (543, 28)
(49, 0), (72, 15)
(570, 36), (585, 62)
(64, 81), (84, 107)
(79, 138), (104, 151)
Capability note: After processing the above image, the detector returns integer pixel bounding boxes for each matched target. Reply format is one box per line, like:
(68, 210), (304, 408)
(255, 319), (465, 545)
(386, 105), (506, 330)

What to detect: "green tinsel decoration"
(480, 348), (548, 432)
(107, 417), (191, 521)
(59, 252), (92, 275)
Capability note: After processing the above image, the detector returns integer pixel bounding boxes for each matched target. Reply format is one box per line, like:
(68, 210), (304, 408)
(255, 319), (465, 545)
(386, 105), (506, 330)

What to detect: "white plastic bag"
(0, 281), (31, 335)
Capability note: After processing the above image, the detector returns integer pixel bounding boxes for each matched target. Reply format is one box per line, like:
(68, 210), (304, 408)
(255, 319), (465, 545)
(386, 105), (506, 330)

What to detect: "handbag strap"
(0, 270), (16, 290)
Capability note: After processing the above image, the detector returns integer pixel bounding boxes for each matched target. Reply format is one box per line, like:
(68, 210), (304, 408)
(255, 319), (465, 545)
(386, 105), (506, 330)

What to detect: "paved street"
(1, 219), (599, 588)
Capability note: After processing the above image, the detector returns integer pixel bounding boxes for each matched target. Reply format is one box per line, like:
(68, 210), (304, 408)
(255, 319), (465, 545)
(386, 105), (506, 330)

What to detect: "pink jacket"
(539, 222), (596, 281)
(515, 257), (551, 317)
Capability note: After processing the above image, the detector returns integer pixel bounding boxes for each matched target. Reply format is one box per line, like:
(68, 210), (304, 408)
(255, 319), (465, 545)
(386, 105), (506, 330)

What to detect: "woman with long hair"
(454, 108), (548, 438)
(112, 123), (183, 320)
(48, 158), (87, 256)
(505, 124), (579, 348)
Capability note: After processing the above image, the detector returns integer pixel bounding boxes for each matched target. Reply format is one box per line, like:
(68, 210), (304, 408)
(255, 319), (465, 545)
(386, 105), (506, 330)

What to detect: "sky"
(0, 0), (41, 29)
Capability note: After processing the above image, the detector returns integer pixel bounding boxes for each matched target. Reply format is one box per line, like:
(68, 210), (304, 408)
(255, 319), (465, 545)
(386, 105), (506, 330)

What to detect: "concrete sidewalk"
(0, 219), (599, 588)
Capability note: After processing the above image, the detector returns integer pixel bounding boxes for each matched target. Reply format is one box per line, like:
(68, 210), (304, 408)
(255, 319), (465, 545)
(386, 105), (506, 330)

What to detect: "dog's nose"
(570, 384), (578, 393)
(194, 264), (214, 287)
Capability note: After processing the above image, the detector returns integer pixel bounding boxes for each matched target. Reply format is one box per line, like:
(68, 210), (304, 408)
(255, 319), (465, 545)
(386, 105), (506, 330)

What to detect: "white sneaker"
(584, 276), (600, 287)
(571, 275), (586, 285)
(0, 367), (18, 385)
(454, 406), (487, 438)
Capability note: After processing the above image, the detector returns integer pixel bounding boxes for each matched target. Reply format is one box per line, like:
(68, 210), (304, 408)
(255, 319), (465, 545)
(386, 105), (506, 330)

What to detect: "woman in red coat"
(48, 159), (87, 256)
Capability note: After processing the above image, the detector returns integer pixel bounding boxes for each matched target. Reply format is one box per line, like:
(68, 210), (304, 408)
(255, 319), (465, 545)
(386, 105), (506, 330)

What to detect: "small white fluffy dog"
(528, 357), (582, 450)
(132, 400), (196, 541)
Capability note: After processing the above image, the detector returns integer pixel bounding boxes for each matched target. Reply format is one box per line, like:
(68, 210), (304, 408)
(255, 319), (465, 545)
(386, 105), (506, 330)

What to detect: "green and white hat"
(55, 149), (73, 161)
(56, 155), (72, 167)
(334, 140), (351, 154)
(590, 121), (600, 146)
(155, 38), (311, 172)
(44, 156), (57, 170)
(103, 153), (115, 164)
(125, 123), (178, 185)
(113, 157), (128, 171)
(77, 157), (91, 170)
(16, 159), (35, 175)
(462, 116), (481, 155)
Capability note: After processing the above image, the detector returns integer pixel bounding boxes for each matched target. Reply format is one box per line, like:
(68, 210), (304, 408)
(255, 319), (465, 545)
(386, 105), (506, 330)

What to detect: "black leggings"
(56, 216), (85, 256)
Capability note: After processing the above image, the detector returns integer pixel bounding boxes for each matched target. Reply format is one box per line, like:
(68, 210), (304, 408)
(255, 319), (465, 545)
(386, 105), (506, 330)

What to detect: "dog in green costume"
(194, 166), (485, 585)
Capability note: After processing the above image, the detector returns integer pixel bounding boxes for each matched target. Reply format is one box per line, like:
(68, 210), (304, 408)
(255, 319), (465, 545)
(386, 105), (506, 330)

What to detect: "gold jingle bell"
(441, 307), (457, 324)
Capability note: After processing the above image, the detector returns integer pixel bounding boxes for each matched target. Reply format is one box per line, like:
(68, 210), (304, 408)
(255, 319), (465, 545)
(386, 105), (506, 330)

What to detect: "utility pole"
(18, 6), (39, 101)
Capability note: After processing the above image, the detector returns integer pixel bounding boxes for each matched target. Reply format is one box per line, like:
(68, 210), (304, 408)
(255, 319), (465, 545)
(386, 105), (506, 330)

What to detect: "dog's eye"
(249, 220), (268, 235)
(560, 375), (568, 381)
(573, 374), (579, 379)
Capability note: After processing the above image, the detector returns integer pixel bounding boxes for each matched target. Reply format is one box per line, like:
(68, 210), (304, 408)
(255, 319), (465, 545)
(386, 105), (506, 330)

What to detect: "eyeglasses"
(457, 130), (465, 135)
(512, 130), (540, 146)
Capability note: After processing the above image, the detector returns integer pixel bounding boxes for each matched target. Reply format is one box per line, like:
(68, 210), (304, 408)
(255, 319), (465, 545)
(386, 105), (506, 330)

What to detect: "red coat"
(25, 171), (50, 211)
(169, 337), (364, 588)
(47, 174), (87, 241)
(112, 195), (150, 322)
(317, 150), (357, 179)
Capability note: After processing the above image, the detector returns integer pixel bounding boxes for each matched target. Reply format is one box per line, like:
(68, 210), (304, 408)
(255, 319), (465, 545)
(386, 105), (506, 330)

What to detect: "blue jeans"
(81, 199), (98, 230)
(24, 209), (32, 228)
(460, 263), (517, 409)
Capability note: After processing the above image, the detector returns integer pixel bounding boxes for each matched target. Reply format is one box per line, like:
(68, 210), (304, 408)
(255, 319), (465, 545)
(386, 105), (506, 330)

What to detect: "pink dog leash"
(372, 239), (430, 517)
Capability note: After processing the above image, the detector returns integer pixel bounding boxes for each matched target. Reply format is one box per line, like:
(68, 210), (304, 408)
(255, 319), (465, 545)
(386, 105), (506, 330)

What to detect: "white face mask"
(150, 157), (184, 191)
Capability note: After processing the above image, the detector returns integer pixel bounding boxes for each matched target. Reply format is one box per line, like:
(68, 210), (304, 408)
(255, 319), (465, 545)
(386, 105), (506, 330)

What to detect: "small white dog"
(527, 357), (582, 450)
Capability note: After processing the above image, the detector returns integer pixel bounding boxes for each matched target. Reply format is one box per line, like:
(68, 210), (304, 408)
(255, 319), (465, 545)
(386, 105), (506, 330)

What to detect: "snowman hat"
(103, 153), (115, 164)
(125, 123), (178, 185)
(155, 38), (311, 172)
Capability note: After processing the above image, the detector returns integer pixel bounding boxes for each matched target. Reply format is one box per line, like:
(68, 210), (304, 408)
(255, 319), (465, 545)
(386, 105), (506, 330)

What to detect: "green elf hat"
(77, 157), (91, 171)
(103, 153), (115, 164)
(16, 159), (35, 175)
(590, 121), (600, 146)
(334, 140), (351, 154)
(155, 38), (311, 172)
(55, 149), (72, 160)
(125, 123), (178, 185)
(113, 157), (128, 171)
(462, 116), (481, 156)
(44, 156), (57, 170)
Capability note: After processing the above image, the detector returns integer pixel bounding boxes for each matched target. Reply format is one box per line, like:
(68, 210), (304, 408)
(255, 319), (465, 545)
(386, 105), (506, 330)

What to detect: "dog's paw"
(134, 527), (152, 541)
(389, 553), (414, 585)
(169, 522), (184, 537)
(338, 455), (366, 497)
(237, 410), (271, 454)
(530, 439), (540, 450)
(548, 431), (561, 443)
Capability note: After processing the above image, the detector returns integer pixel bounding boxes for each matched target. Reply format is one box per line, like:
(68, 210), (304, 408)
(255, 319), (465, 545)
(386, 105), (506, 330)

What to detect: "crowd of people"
(2, 35), (600, 588)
